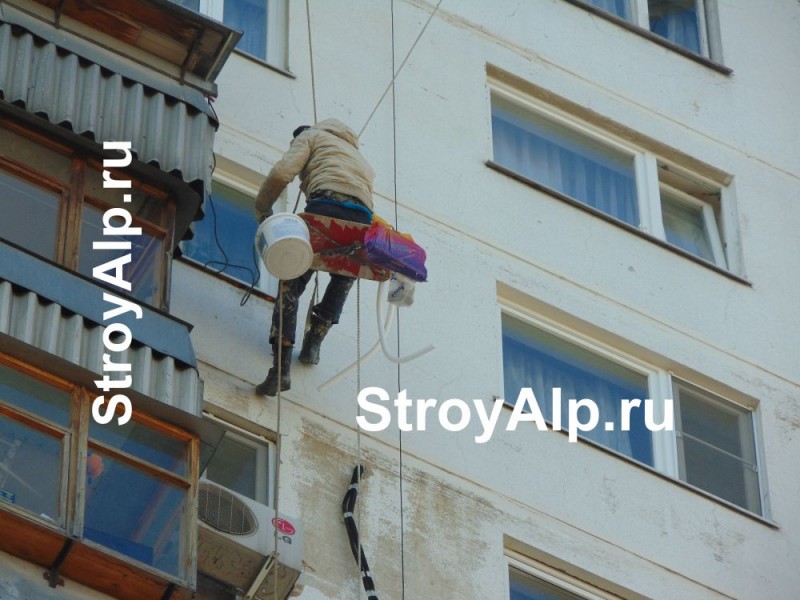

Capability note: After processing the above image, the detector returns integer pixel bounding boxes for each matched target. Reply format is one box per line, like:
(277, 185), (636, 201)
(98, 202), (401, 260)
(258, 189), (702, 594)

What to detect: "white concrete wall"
(171, 1), (800, 598)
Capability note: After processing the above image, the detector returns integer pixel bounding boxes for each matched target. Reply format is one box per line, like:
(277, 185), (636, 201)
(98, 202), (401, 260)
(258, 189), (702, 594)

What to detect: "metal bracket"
(43, 539), (74, 588)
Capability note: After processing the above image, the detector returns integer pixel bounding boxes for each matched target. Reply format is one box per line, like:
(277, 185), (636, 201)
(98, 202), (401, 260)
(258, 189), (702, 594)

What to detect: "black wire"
(200, 98), (261, 306)
(342, 465), (379, 599)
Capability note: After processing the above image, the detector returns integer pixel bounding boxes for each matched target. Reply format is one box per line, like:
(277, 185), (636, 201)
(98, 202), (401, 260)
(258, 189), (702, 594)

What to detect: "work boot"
(298, 315), (332, 365)
(256, 345), (292, 396)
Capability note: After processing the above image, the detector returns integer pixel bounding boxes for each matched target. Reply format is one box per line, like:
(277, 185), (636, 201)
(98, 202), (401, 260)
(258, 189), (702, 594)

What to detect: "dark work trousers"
(269, 199), (372, 346)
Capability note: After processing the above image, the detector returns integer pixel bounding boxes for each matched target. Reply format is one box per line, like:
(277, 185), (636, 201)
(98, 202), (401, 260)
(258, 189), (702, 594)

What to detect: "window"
(501, 310), (764, 515)
(506, 554), (620, 600)
(0, 356), (198, 582)
(181, 181), (278, 297)
(490, 90), (733, 272)
(674, 380), (761, 514)
(502, 314), (653, 465)
(174, 0), (288, 67)
(492, 96), (639, 226)
(511, 568), (586, 600)
(0, 120), (174, 308)
(203, 428), (272, 506)
(579, 0), (718, 59)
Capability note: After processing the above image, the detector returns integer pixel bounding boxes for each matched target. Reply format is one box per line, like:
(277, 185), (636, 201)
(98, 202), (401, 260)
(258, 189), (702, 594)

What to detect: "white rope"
(273, 285), (284, 600)
(358, 0), (446, 138)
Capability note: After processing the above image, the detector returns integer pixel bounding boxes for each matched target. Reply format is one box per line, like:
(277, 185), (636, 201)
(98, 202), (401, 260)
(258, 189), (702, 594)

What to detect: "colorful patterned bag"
(363, 218), (428, 282)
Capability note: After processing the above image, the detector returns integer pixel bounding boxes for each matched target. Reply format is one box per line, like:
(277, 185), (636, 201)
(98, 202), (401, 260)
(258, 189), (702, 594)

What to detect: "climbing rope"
(359, 0), (445, 138)
(273, 284), (284, 600)
(389, 2), (407, 597)
(355, 277), (364, 599)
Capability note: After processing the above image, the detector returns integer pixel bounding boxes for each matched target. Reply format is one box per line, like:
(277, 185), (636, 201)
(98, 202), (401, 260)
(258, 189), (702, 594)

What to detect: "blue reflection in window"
(83, 452), (185, 577)
(182, 185), (261, 287)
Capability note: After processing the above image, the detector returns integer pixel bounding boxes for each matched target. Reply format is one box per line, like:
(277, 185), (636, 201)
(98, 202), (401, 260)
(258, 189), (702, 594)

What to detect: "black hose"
(341, 465), (378, 600)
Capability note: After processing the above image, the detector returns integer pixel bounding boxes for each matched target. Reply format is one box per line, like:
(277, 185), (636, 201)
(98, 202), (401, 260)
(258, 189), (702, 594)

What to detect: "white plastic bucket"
(255, 213), (313, 280)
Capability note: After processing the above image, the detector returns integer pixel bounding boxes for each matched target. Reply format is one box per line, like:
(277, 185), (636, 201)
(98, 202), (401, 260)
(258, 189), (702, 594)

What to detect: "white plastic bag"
(387, 273), (415, 307)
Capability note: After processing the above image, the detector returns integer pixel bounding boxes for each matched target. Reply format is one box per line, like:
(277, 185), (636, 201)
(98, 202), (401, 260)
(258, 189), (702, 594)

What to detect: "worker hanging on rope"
(255, 119), (376, 396)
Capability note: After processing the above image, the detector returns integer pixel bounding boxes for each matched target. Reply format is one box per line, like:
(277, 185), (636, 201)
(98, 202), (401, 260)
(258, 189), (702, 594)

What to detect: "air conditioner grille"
(198, 482), (258, 536)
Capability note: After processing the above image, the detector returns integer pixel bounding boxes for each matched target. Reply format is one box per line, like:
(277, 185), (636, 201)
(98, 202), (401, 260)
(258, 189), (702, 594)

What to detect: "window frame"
(0, 353), (200, 585)
(489, 84), (739, 276)
(0, 118), (177, 309)
(507, 551), (624, 600)
(190, 0), (288, 69)
(565, 0), (725, 68)
(180, 173), (279, 299)
(201, 411), (277, 508)
(499, 302), (768, 518)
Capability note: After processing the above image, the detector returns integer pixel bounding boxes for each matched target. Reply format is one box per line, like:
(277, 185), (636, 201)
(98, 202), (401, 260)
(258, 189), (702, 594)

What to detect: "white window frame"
(507, 551), (624, 600)
(630, 0), (710, 56)
(490, 83), (734, 272)
(584, 0), (719, 59)
(499, 302), (767, 516)
(202, 413), (276, 507)
(194, 0), (288, 68)
(658, 182), (727, 268)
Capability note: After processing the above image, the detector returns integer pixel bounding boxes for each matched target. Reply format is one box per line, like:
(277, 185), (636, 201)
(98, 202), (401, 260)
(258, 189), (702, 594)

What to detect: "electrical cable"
(201, 100), (262, 306)
(342, 465), (379, 600)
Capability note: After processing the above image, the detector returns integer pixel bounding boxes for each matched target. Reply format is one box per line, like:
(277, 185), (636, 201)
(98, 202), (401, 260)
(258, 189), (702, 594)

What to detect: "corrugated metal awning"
(0, 17), (215, 192)
(0, 240), (223, 449)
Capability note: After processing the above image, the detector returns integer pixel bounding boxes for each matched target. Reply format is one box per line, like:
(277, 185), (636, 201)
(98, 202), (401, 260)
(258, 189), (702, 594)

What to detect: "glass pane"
(0, 417), (64, 523)
(649, 0), (701, 53)
(492, 98), (639, 226)
(173, 0), (200, 10)
(510, 568), (583, 600)
(225, 0), (268, 59)
(77, 204), (165, 306)
(502, 315), (653, 465)
(0, 170), (61, 260)
(677, 384), (760, 512)
(90, 419), (188, 476)
(84, 451), (186, 578)
(585, 0), (630, 19)
(0, 363), (71, 427)
(661, 192), (715, 262)
(182, 183), (262, 287)
(205, 434), (266, 502)
(681, 437), (760, 513)
(679, 387), (743, 456)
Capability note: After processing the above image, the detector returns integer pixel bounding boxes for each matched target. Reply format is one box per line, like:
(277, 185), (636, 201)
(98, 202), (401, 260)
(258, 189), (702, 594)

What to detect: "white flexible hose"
(318, 280), (434, 391)
(318, 290), (395, 392)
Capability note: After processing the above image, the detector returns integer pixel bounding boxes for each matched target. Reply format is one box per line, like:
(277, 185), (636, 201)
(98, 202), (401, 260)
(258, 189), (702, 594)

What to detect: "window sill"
(500, 404), (777, 528)
(232, 49), (296, 79)
(562, 0), (732, 76)
(0, 506), (193, 600)
(486, 161), (751, 286)
(177, 256), (277, 303)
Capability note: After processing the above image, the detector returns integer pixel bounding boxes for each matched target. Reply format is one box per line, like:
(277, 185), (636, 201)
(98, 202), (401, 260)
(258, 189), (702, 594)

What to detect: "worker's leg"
(299, 274), (355, 365)
(258, 269), (314, 396)
(269, 269), (314, 346)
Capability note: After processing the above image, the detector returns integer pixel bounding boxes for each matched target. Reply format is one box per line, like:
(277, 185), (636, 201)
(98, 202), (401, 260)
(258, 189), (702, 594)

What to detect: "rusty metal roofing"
(0, 18), (215, 191)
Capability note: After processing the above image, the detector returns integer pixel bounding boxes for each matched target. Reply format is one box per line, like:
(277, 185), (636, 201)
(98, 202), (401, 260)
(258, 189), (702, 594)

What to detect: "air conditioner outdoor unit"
(197, 480), (303, 600)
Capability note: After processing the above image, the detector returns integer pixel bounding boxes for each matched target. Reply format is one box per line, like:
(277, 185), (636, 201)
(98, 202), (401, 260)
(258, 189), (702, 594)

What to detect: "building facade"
(1, 1), (798, 599)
